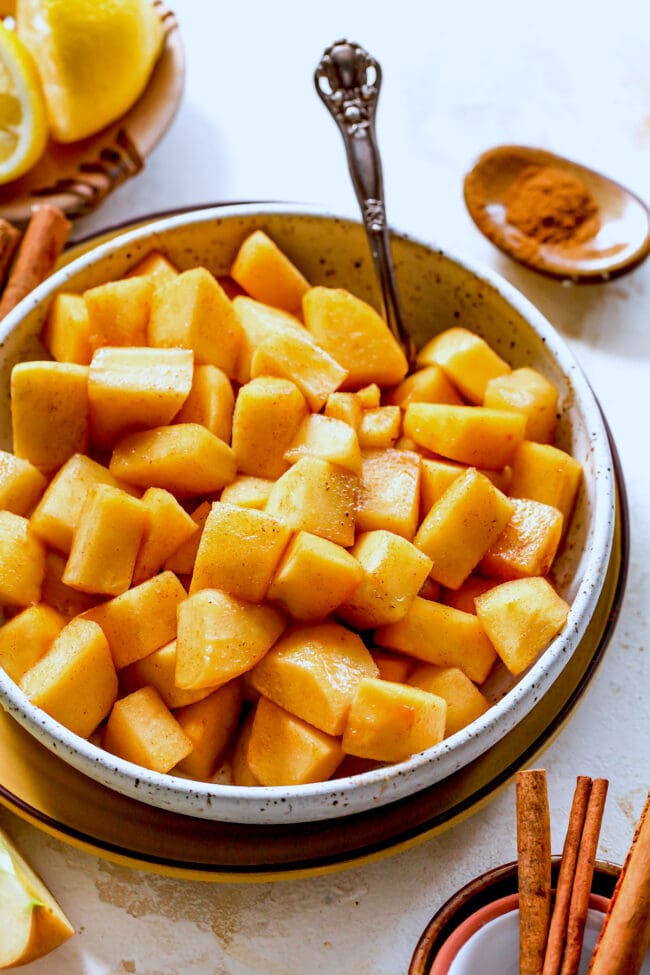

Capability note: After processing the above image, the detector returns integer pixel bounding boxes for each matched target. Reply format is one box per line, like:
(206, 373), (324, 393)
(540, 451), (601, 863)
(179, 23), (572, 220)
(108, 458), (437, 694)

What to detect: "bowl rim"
(0, 202), (618, 823)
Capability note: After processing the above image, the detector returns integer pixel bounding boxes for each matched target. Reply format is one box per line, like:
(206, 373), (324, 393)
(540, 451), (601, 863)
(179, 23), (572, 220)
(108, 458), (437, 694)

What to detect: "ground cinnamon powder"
(504, 165), (600, 246)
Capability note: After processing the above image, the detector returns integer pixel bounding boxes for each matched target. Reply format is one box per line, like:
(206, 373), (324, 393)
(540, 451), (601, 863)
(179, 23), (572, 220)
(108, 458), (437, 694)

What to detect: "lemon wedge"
(16, 0), (165, 143)
(0, 20), (47, 184)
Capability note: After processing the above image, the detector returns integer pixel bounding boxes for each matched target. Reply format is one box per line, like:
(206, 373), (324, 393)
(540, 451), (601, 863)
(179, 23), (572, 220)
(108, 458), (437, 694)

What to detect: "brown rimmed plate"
(0, 1), (184, 226)
(0, 422), (627, 881)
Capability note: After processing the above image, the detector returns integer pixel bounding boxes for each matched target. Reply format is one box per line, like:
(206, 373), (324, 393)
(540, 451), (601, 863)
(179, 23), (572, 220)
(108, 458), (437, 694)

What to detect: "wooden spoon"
(464, 145), (650, 282)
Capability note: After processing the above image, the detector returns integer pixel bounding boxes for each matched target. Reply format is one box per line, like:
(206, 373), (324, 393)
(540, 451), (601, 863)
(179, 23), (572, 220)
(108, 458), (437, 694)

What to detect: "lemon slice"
(0, 20), (47, 184)
(16, 0), (165, 144)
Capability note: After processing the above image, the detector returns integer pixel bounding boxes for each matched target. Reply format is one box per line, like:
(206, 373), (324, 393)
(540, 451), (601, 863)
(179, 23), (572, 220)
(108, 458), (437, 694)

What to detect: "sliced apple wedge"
(0, 827), (74, 968)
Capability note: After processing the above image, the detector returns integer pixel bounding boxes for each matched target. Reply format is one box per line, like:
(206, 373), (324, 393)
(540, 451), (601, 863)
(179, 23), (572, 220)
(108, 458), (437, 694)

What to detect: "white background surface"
(2, 1), (650, 972)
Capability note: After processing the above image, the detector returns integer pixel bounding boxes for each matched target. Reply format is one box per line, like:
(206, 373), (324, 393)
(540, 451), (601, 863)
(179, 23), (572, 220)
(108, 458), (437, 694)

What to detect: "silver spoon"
(315, 39), (416, 367)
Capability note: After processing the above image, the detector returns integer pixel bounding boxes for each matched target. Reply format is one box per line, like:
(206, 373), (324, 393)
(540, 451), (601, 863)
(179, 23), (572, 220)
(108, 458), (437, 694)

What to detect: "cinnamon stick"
(560, 778), (608, 975)
(0, 205), (71, 319)
(588, 790), (650, 975)
(0, 218), (21, 288)
(542, 776), (593, 975)
(517, 769), (552, 975)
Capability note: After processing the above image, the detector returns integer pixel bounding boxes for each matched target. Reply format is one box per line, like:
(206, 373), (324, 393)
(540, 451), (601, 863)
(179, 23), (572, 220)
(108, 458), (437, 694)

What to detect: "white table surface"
(2, 1), (649, 972)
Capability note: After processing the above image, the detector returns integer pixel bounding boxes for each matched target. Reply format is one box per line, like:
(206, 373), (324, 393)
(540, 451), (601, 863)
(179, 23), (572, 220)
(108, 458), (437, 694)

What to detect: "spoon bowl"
(464, 145), (650, 282)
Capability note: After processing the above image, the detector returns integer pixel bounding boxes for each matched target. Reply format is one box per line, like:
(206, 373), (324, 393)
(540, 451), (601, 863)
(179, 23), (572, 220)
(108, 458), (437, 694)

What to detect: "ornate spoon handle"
(315, 39), (415, 367)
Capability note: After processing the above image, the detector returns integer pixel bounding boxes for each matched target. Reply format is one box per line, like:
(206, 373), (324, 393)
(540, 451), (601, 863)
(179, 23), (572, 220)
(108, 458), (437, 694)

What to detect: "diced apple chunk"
(475, 576), (570, 675)
(342, 678), (446, 762)
(0, 604), (65, 684)
(132, 488), (198, 585)
(232, 294), (307, 383)
(175, 589), (285, 690)
(484, 367), (558, 444)
(284, 413), (361, 474)
(247, 697), (344, 786)
(174, 680), (243, 780)
(230, 230), (310, 314)
(265, 456), (358, 547)
(120, 640), (213, 709)
(415, 467), (514, 589)
(408, 664), (490, 737)
(374, 596), (497, 684)
(357, 406), (401, 449)
(479, 497), (563, 580)
(190, 502), (291, 603)
(404, 403), (525, 470)
(219, 476), (274, 510)
(250, 622), (378, 735)
(0, 451), (47, 516)
(356, 448), (421, 540)
(416, 326), (510, 403)
(11, 362), (89, 473)
(251, 330), (347, 411)
(231, 376), (308, 479)
(303, 286), (408, 388)
(103, 686), (193, 774)
(385, 364), (464, 408)
(84, 277), (152, 350)
(173, 363), (234, 443)
(109, 423), (236, 497)
(41, 292), (93, 365)
(21, 618), (118, 738)
(338, 530), (432, 629)
(267, 531), (363, 621)
(125, 250), (179, 283)
(0, 511), (46, 606)
(509, 440), (582, 529)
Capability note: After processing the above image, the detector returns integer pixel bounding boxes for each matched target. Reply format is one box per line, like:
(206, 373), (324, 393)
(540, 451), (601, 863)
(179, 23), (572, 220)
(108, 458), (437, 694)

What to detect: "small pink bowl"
(409, 859), (621, 975)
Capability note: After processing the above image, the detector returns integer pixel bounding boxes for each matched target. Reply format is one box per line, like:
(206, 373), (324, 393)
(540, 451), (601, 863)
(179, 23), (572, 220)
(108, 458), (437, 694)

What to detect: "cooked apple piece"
(41, 292), (92, 365)
(267, 531), (363, 621)
(247, 697), (344, 786)
(21, 617), (118, 738)
(324, 391), (363, 431)
(109, 423), (236, 497)
(190, 502), (291, 603)
(230, 712), (260, 786)
(0, 604), (65, 684)
(232, 293), (308, 383)
(132, 487), (198, 585)
(385, 364), (464, 408)
(342, 677), (446, 763)
(175, 589), (286, 690)
(103, 686), (193, 774)
(230, 229), (310, 314)
(404, 403), (526, 469)
(11, 361), (89, 473)
(120, 640), (211, 710)
(148, 267), (243, 378)
(416, 326), (511, 403)
(0, 826), (74, 969)
(440, 574), (496, 615)
(475, 576), (570, 675)
(29, 454), (121, 554)
(88, 346), (193, 449)
(231, 376), (308, 479)
(302, 286), (408, 388)
(415, 467), (514, 589)
(484, 367), (559, 444)
(509, 440), (582, 529)
(338, 530), (432, 629)
(284, 413), (361, 474)
(355, 448), (421, 540)
(84, 276), (153, 350)
(219, 476), (274, 510)
(0, 451), (47, 516)
(125, 249), (179, 283)
(63, 485), (147, 596)
(355, 383), (381, 408)
(418, 577), (442, 602)
(0, 511), (46, 606)
(251, 330), (348, 411)
(479, 497), (563, 581)
(357, 406), (402, 449)
(41, 551), (99, 619)
(250, 622), (378, 735)
(408, 664), (490, 737)
(265, 456), (358, 547)
(420, 458), (466, 514)
(374, 596), (497, 684)
(163, 500), (211, 575)
(83, 571), (186, 670)
(174, 679), (244, 780)
(173, 363), (234, 442)
(370, 649), (414, 683)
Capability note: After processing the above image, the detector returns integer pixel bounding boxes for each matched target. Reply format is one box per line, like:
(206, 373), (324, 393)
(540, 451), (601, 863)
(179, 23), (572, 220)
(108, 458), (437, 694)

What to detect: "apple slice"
(0, 827), (74, 968)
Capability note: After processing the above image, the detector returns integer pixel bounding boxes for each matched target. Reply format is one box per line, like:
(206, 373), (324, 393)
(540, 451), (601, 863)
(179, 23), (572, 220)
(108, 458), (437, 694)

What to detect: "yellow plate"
(0, 2), (184, 226)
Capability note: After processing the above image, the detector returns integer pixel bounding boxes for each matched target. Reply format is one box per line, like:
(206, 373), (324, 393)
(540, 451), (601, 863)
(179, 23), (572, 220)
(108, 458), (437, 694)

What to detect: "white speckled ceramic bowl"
(0, 203), (617, 824)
